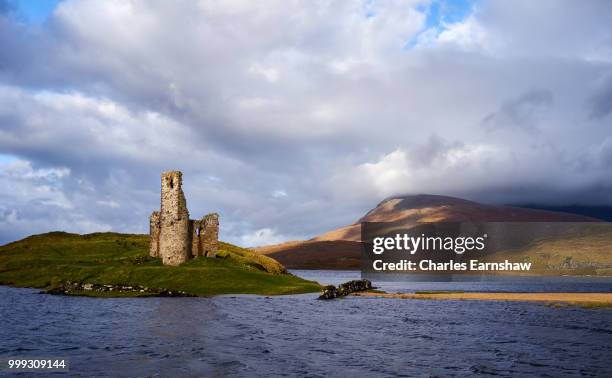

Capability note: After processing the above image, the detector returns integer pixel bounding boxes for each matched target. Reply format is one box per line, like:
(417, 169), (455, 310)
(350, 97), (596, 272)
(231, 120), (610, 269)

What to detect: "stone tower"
(149, 170), (220, 266)
(158, 171), (191, 266)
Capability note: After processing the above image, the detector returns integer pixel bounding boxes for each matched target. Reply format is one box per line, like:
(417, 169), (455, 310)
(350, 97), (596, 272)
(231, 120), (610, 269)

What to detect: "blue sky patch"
(406, 0), (477, 49)
(0, 153), (18, 165)
(6, 0), (61, 24)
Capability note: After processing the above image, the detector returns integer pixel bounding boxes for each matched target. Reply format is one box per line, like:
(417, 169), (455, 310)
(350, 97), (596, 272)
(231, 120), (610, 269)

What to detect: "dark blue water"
(298, 270), (612, 293)
(0, 272), (611, 377)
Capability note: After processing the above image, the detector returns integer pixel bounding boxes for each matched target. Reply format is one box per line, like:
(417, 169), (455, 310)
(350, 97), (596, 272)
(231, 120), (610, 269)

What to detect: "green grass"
(0, 232), (322, 297)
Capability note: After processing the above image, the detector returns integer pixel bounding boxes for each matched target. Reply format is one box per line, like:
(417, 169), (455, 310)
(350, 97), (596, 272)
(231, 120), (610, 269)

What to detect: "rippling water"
(1, 271), (611, 377)
(297, 269), (612, 293)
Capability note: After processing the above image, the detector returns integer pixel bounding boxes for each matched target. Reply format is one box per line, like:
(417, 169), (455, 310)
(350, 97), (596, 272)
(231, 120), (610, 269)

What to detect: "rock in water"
(319, 285), (339, 300)
(318, 279), (372, 300)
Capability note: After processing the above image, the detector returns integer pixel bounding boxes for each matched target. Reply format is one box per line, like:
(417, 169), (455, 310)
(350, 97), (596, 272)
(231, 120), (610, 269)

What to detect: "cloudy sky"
(0, 0), (611, 246)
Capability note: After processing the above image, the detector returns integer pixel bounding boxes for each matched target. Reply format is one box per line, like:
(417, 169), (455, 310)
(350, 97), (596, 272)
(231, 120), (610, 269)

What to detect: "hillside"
(483, 224), (612, 276)
(255, 194), (602, 270)
(0, 232), (321, 296)
(314, 195), (599, 242)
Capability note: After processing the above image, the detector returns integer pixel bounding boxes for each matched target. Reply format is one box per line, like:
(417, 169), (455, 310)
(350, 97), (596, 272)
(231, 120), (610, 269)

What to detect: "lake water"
(0, 271), (611, 377)
(299, 269), (612, 293)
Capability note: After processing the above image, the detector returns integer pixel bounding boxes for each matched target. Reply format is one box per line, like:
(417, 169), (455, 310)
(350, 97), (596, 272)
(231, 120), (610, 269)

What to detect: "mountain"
(513, 204), (612, 221)
(254, 194), (601, 269)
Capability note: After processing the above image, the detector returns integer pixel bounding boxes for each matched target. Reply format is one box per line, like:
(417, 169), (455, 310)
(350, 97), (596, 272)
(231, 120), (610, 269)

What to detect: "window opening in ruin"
(196, 227), (201, 236)
(169, 178), (174, 189)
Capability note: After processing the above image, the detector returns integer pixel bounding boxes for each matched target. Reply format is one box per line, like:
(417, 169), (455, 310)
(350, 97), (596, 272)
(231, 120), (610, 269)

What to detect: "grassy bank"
(0, 232), (321, 297)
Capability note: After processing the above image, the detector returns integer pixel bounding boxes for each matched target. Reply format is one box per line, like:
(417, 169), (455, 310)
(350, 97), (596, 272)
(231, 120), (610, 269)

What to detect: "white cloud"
(435, 16), (490, 51)
(0, 0), (611, 244)
(240, 228), (290, 247)
(96, 200), (120, 208)
(330, 135), (612, 205)
(0, 159), (72, 208)
(248, 63), (280, 83)
(272, 190), (287, 198)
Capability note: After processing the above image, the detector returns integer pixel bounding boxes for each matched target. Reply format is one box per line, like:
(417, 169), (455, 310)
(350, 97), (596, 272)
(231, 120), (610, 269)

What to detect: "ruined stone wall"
(158, 171), (191, 266)
(201, 213), (219, 257)
(190, 213), (219, 257)
(190, 219), (202, 257)
(149, 211), (161, 257)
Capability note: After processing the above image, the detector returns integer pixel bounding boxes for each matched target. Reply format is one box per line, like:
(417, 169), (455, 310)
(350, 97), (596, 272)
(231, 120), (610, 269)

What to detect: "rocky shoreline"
(45, 281), (195, 297)
(318, 279), (373, 299)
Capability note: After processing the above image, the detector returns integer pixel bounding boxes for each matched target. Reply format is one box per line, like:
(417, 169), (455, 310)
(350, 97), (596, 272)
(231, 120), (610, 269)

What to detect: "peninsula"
(0, 232), (320, 297)
(0, 171), (321, 297)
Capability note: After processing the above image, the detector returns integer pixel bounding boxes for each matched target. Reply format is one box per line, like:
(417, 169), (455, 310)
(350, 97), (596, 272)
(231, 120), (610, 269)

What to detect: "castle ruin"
(149, 171), (219, 266)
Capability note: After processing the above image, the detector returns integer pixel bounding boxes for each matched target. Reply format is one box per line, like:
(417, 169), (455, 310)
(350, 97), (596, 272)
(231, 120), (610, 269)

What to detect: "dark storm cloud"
(588, 73), (612, 119)
(482, 89), (553, 131)
(0, 0), (611, 245)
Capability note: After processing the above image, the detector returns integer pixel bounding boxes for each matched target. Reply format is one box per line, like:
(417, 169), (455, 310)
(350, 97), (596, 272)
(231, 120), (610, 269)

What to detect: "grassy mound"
(0, 232), (321, 297)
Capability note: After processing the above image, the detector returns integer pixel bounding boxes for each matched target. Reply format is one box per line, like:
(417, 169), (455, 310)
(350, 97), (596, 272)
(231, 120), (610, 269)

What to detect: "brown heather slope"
(253, 195), (600, 269)
(483, 224), (612, 276)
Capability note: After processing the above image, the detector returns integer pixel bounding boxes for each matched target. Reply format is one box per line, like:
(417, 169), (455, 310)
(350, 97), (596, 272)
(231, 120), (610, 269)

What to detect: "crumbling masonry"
(149, 171), (219, 266)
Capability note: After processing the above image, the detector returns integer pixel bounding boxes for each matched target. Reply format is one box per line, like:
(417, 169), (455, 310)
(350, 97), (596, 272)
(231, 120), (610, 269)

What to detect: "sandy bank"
(352, 291), (612, 306)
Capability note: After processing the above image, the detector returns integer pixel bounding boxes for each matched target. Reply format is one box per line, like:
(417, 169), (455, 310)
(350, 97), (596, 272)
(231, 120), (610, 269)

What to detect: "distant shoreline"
(352, 291), (612, 307)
